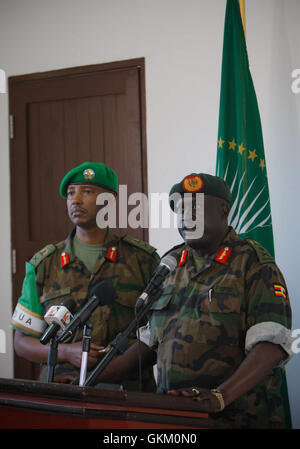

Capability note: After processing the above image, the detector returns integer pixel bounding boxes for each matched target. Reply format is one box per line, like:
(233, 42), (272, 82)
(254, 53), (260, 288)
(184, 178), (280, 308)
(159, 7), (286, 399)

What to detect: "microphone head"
(40, 298), (76, 345)
(89, 279), (116, 306)
(160, 254), (178, 273)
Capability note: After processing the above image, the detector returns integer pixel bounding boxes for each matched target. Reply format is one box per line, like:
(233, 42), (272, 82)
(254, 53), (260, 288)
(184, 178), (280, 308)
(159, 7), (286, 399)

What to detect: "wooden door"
(9, 58), (148, 379)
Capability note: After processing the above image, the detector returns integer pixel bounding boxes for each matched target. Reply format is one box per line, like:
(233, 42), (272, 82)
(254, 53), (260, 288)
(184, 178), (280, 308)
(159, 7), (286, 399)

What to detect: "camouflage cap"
(169, 173), (231, 211)
(59, 162), (118, 198)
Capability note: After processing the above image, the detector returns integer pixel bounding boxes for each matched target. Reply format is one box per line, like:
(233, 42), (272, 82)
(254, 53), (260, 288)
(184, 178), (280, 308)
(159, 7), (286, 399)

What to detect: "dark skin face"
(67, 184), (102, 228)
(178, 194), (230, 256)
(66, 183), (116, 244)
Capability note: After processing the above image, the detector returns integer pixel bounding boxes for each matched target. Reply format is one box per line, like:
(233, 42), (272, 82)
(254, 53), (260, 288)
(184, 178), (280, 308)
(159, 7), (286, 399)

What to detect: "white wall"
(0, 0), (299, 427)
(246, 0), (300, 429)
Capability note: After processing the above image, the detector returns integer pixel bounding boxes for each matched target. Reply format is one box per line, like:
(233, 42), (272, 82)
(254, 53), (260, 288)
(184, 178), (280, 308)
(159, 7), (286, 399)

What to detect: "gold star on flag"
(238, 143), (246, 155)
(228, 139), (237, 150)
(248, 149), (258, 162)
(259, 159), (266, 170)
(218, 137), (225, 148)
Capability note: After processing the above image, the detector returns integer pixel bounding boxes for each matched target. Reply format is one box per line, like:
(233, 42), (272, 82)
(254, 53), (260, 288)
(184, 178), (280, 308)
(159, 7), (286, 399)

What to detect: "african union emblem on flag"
(216, 0), (274, 256)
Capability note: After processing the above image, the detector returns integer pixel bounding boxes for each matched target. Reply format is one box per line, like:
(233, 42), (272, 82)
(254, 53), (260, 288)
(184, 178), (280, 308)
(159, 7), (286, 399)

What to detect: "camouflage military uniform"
(145, 227), (292, 428)
(12, 228), (160, 390)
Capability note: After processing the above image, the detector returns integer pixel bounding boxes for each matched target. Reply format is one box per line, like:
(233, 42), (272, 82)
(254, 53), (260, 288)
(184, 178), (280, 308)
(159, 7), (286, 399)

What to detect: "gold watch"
(210, 389), (225, 412)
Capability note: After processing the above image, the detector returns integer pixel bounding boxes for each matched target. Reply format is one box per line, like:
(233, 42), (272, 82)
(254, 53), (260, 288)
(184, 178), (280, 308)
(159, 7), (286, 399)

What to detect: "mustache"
(70, 206), (87, 214)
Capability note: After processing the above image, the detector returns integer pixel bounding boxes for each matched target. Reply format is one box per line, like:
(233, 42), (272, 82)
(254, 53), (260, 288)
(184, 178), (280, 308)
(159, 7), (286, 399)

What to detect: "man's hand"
(168, 342), (288, 414)
(62, 341), (105, 368)
(14, 329), (106, 369)
(168, 387), (221, 413)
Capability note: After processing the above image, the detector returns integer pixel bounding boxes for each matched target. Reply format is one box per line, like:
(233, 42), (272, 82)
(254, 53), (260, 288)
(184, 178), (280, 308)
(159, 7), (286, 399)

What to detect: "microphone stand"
(84, 288), (162, 387)
(79, 320), (93, 386)
(46, 336), (58, 383)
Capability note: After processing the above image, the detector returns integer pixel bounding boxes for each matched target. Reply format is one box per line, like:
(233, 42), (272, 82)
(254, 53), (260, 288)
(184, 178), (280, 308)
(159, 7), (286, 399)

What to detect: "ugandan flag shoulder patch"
(274, 284), (287, 301)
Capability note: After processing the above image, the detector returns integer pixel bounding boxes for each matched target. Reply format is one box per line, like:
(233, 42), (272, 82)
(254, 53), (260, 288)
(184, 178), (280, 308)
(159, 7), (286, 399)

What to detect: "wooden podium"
(0, 378), (214, 429)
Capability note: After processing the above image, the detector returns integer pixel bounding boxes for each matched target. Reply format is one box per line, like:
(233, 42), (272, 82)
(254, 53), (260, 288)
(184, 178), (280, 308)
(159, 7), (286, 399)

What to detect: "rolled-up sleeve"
(245, 322), (294, 364)
(245, 261), (292, 364)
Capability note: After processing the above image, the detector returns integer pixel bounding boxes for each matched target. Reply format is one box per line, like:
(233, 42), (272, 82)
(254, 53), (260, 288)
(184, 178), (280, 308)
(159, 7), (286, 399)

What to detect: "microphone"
(40, 298), (76, 345)
(58, 280), (116, 343)
(135, 254), (178, 309)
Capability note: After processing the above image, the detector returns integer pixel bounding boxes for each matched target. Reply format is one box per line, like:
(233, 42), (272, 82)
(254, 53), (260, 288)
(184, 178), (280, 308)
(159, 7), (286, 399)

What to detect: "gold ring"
(191, 387), (200, 396)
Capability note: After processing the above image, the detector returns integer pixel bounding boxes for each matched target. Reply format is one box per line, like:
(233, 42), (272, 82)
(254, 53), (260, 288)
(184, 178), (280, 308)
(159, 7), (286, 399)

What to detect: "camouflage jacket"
(148, 227), (292, 428)
(12, 228), (160, 390)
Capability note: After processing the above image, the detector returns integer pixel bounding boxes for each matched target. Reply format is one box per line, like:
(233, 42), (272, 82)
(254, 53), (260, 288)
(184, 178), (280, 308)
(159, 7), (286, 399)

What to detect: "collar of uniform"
(92, 227), (120, 274)
(176, 245), (213, 278)
(102, 226), (119, 247)
(185, 226), (238, 275)
(222, 226), (238, 243)
(63, 228), (77, 264)
(62, 227), (119, 264)
(190, 249), (214, 277)
(192, 250), (212, 271)
(212, 226), (237, 265)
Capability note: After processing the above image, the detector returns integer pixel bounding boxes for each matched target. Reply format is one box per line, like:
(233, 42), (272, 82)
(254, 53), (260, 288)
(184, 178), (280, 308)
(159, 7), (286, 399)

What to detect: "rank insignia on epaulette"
(106, 246), (117, 262)
(179, 249), (188, 267)
(61, 252), (70, 268)
(274, 284), (287, 301)
(215, 246), (231, 264)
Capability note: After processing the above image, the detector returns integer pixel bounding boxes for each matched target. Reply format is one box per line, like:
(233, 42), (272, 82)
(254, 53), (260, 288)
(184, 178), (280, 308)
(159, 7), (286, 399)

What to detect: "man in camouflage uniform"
(96, 173), (293, 428)
(11, 162), (159, 390)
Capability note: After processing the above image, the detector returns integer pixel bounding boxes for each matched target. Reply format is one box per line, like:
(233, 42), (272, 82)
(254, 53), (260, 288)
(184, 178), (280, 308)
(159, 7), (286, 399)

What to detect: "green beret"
(59, 162), (118, 198)
(169, 173), (231, 211)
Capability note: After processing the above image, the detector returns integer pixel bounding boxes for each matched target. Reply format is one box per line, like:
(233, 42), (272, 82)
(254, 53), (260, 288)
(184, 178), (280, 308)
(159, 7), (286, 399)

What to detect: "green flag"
(216, 0), (292, 428)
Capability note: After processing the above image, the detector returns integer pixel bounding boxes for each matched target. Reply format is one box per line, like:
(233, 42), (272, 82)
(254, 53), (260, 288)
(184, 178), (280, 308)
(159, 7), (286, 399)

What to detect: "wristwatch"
(210, 389), (225, 411)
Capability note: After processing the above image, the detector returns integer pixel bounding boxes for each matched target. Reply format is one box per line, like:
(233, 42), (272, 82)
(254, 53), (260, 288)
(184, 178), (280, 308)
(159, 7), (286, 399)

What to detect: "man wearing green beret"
(11, 162), (159, 389)
(93, 172), (293, 428)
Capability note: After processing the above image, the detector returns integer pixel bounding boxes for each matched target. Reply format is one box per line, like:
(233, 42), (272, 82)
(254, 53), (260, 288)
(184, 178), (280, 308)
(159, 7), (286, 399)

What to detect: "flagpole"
(238, 0), (246, 36)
